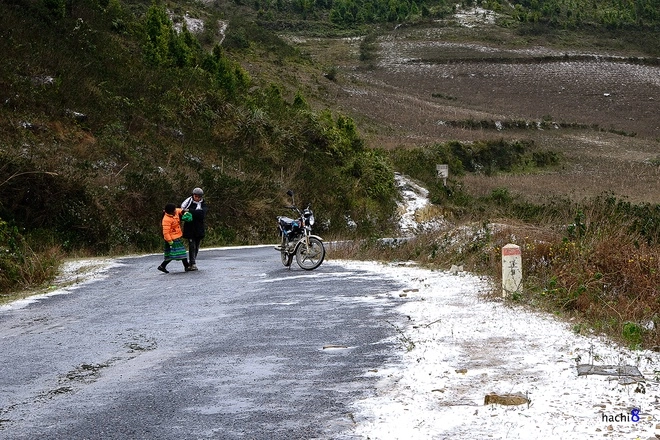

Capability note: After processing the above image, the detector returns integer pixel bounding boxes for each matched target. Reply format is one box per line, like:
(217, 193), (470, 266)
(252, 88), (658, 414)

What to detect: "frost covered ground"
(395, 173), (446, 236)
(343, 175), (660, 439)
(0, 258), (120, 312)
(336, 259), (660, 440)
(395, 172), (431, 235)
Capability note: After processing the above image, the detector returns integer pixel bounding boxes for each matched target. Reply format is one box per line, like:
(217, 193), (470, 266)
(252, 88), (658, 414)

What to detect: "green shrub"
(622, 322), (643, 348)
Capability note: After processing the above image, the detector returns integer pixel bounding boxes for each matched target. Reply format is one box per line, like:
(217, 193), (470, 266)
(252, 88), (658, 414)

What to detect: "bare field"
(293, 22), (660, 204)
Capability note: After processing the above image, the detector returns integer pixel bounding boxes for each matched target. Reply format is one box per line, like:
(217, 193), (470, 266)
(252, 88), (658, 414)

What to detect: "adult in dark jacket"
(180, 187), (208, 271)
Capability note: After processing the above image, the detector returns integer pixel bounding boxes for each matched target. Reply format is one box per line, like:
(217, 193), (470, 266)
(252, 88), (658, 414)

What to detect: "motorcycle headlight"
(308, 214), (315, 226)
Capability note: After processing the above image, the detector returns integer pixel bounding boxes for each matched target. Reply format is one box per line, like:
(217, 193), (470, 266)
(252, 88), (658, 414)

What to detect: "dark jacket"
(181, 197), (208, 239)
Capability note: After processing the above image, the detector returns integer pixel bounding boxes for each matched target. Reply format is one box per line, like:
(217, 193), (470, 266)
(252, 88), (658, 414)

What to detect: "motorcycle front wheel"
(295, 237), (325, 270)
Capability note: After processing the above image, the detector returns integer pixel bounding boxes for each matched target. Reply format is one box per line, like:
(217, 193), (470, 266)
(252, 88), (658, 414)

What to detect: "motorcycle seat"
(278, 216), (298, 229)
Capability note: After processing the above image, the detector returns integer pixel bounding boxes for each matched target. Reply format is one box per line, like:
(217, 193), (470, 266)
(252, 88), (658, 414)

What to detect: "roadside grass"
(0, 243), (63, 304)
(492, 206), (660, 349)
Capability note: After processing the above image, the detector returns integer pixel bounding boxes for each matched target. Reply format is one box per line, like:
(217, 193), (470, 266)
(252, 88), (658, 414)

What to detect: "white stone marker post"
(502, 244), (522, 298)
(436, 164), (448, 186)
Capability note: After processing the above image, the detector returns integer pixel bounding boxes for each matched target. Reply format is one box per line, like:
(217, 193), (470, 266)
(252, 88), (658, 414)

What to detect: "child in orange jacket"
(158, 203), (191, 273)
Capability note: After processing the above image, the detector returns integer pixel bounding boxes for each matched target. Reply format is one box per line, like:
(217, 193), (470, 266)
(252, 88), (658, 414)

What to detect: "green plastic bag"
(181, 211), (193, 222)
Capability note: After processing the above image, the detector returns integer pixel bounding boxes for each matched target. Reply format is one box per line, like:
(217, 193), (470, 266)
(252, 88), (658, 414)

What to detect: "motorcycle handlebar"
(283, 205), (309, 215)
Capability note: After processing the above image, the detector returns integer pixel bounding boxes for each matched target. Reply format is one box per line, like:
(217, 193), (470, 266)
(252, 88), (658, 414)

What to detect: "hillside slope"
(0, 0), (398, 255)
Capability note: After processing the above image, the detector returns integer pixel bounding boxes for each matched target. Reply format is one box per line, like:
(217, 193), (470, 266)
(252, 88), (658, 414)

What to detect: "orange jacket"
(162, 208), (184, 242)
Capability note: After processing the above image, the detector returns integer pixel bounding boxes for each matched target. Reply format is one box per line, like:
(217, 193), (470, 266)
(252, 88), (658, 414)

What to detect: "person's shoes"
(190, 264), (198, 271)
(157, 265), (169, 274)
(185, 265), (193, 272)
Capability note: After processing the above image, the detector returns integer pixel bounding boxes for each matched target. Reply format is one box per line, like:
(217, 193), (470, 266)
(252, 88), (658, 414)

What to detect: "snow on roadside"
(0, 258), (119, 311)
(395, 173), (445, 236)
(336, 260), (660, 440)
(395, 172), (429, 235)
(453, 6), (498, 28)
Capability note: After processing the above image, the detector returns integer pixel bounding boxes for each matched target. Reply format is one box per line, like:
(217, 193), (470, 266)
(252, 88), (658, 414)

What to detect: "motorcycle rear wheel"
(281, 250), (293, 267)
(295, 237), (325, 270)
(281, 237), (293, 267)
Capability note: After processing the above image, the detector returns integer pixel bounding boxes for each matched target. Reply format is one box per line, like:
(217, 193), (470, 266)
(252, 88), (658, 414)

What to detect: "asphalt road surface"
(0, 246), (409, 440)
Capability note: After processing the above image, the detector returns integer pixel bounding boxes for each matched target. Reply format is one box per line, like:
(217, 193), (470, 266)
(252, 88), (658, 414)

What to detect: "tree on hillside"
(143, 4), (201, 67)
(143, 5), (171, 66)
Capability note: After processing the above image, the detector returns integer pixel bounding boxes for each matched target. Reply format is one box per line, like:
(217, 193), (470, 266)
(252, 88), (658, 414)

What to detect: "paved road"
(0, 246), (408, 439)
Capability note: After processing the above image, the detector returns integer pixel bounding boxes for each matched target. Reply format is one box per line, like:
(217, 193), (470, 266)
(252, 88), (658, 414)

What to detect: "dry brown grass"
(0, 243), (64, 301)
(514, 227), (660, 348)
(462, 152), (660, 204)
(332, 211), (660, 347)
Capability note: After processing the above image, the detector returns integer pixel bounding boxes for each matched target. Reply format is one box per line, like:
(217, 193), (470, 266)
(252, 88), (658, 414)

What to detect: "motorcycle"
(276, 190), (326, 270)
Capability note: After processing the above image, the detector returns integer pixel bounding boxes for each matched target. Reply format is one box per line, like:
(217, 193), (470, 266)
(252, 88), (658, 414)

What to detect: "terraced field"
(290, 17), (660, 203)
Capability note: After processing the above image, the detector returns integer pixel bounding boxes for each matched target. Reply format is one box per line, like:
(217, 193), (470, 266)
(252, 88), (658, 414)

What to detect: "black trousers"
(187, 238), (202, 264)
